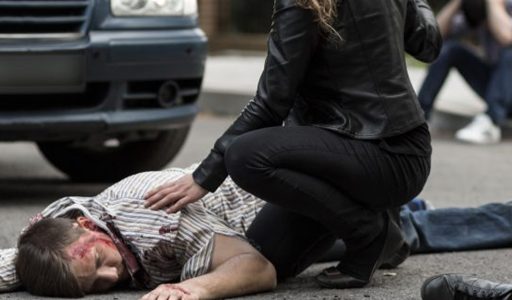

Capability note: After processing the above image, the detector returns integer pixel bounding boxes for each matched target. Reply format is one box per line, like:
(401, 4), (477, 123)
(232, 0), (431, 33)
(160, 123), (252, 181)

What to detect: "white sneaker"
(455, 114), (501, 144)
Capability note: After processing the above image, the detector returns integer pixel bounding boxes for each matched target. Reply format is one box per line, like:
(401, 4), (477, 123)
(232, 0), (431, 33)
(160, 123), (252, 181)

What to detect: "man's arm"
(486, 0), (512, 46)
(437, 0), (462, 38)
(141, 234), (276, 300)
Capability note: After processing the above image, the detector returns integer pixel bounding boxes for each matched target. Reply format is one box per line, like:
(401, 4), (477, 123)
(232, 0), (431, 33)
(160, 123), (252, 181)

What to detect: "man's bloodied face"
(65, 217), (130, 294)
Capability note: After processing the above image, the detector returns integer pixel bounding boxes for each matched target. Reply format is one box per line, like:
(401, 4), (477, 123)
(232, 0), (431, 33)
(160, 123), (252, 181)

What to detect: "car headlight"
(111, 0), (197, 16)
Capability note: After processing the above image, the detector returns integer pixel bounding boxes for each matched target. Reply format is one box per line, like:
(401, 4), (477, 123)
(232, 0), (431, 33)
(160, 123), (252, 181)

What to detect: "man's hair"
(462, 0), (487, 28)
(15, 218), (86, 298)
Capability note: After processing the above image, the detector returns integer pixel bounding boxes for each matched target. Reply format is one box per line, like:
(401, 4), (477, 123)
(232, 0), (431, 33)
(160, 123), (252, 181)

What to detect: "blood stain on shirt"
(159, 225), (178, 235)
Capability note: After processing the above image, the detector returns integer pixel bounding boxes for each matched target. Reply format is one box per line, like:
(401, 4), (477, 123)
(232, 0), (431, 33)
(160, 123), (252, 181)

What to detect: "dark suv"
(0, 0), (207, 181)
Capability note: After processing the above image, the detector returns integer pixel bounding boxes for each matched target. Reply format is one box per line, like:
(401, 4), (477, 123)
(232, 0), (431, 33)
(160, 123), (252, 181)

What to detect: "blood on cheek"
(70, 236), (117, 260)
(96, 237), (116, 251)
(70, 243), (94, 260)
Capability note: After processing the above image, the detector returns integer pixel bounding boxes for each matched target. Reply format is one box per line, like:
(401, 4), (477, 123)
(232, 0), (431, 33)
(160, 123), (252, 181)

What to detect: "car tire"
(37, 126), (190, 182)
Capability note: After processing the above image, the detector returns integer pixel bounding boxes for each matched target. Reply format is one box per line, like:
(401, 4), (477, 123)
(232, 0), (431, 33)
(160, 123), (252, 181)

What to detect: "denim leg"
(400, 206), (422, 252)
(485, 49), (512, 125)
(400, 202), (512, 253)
(418, 40), (491, 119)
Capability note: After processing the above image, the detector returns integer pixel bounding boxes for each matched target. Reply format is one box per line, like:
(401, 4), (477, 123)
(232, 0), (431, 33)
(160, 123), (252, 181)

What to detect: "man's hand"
(449, 0), (462, 6)
(488, 0), (505, 6)
(486, 0), (512, 45)
(140, 283), (202, 300)
(144, 174), (208, 213)
(436, 0), (462, 38)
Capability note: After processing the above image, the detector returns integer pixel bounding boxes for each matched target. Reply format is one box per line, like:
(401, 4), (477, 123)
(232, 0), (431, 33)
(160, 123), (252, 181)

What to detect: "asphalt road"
(1, 113), (512, 299)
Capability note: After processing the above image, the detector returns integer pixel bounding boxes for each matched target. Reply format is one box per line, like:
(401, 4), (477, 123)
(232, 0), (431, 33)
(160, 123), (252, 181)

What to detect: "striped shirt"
(0, 165), (265, 292)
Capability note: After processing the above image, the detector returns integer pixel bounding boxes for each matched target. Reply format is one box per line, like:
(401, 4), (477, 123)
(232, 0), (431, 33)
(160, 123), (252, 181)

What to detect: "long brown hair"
(297, 0), (339, 37)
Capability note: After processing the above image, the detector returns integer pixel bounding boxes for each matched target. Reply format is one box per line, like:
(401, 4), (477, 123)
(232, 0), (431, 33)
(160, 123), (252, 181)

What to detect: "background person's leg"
(485, 49), (512, 126)
(418, 40), (491, 119)
(401, 202), (512, 253)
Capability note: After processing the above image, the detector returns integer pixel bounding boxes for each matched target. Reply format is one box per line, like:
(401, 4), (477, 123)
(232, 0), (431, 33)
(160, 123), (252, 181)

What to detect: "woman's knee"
(224, 137), (248, 176)
(224, 133), (266, 188)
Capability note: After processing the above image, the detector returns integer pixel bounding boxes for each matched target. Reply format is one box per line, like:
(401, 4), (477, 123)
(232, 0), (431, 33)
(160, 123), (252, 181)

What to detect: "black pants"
(224, 126), (430, 280)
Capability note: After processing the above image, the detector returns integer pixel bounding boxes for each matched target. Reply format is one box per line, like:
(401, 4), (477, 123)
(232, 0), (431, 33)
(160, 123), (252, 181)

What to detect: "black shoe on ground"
(315, 211), (404, 289)
(380, 207), (410, 269)
(315, 266), (368, 289)
(315, 241), (408, 289)
(421, 274), (512, 300)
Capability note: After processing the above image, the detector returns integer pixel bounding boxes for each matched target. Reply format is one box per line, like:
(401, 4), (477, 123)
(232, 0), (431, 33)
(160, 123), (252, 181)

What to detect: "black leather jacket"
(193, 0), (442, 192)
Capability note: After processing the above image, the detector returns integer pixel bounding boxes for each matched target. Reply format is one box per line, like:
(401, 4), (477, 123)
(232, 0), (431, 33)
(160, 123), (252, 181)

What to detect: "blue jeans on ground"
(418, 40), (512, 125)
(318, 201), (512, 262)
(248, 200), (512, 279)
(401, 201), (512, 253)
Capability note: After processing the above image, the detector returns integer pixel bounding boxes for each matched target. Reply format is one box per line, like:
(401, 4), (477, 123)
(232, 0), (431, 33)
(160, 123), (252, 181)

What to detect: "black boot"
(315, 211), (404, 289)
(422, 274), (512, 300)
(380, 207), (410, 269)
(379, 242), (410, 269)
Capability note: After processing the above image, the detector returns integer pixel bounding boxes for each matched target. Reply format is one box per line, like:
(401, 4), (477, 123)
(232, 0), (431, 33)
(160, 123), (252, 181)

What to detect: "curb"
(198, 91), (248, 116)
(199, 90), (477, 132)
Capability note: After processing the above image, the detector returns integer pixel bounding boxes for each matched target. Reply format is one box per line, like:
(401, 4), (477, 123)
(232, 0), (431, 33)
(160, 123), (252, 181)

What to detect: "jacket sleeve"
(404, 0), (442, 63)
(193, 0), (319, 192)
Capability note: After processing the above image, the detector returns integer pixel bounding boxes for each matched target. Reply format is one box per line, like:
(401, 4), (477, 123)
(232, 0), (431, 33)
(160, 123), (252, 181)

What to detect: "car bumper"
(0, 104), (197, 141)
(0, 28), (207, 141)
(87, 28), (207, 81)
(0, 28), (207, 90)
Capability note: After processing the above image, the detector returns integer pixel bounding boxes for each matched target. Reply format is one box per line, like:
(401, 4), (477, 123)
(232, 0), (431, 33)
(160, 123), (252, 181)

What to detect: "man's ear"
(75, 216), (98, 231)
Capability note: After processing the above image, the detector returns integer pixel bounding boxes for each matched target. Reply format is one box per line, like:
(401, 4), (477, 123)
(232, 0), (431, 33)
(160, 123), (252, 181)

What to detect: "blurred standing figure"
(418, 0), (512, 144)
(145, 0), (441, 289)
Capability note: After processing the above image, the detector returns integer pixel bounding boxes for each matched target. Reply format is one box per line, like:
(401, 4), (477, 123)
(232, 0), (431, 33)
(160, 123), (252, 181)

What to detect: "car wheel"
(37, 127), (190, 182)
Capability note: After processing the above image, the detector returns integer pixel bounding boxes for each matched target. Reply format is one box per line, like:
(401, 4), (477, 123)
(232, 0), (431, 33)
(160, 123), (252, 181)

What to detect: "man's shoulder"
(97, 166), (197, 201)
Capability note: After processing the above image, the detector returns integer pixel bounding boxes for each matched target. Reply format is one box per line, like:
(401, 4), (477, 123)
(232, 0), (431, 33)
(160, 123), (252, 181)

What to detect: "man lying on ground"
(1, 165), (276, 299)
(1, 164), (512, 298)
